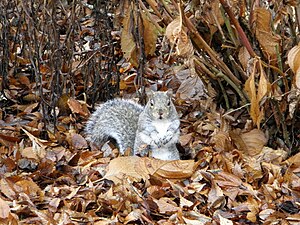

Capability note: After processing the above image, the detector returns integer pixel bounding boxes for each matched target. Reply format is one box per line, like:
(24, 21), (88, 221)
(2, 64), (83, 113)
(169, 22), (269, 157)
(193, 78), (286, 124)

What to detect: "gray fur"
(85, 91), (180, 160)
(134, 90), (180, 160)
(85, 99), (144, 153)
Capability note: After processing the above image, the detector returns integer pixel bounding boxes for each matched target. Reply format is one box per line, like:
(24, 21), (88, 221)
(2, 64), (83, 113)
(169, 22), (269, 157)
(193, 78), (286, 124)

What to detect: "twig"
(221, 7), (238, 47)
(218, 78), (230, 110)
(295, 3), (300, 43)
(272, 98), (291, 154)
(159, 0), (174, 19)
(216, 72), (248, 105)
(219, 0), (256, 57)
(178, 2), (241, 86)
(222, 103), (251, 117)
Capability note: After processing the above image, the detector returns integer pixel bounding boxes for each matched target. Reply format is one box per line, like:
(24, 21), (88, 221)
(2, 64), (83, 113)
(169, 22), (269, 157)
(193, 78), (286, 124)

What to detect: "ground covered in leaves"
(1, 0), (300, 224)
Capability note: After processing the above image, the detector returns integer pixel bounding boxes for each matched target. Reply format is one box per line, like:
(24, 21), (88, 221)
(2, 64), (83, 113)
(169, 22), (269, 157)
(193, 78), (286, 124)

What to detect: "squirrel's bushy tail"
(85, 99), (144, 153)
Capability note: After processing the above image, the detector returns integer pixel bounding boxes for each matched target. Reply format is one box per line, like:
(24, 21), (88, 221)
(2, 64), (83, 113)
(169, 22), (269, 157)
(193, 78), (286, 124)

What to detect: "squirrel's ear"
(146, 89), (154, 98)
(166, 89), (173, 97)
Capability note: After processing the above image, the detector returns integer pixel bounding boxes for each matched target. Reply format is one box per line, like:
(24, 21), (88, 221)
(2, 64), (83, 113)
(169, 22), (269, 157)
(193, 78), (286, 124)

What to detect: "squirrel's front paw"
(162, 134), (172, 145)
(153, 139), (162, 148)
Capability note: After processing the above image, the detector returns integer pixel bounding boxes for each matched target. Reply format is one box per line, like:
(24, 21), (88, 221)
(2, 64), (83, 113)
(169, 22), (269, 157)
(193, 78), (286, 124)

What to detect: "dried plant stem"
(179, 6), (241, 86)
(222, 7), (238, 47)
(216, 72), (248, 105)
(218, 79), (230, 109)
(272, 99), (291, 154)
(219, 0), (256, 57)
(295, 3), (300, 41)
(144, 0), (170, 24)
(194, 57), (217, 80)
(159, 0), (174, 19)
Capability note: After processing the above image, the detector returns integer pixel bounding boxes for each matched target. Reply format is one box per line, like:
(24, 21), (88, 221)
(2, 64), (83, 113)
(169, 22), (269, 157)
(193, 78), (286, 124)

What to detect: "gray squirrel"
(85, 90), (180, 160)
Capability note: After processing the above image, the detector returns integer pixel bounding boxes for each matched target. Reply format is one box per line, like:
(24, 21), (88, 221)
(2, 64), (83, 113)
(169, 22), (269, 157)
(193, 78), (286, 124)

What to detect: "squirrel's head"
(146, 90), (174, 120)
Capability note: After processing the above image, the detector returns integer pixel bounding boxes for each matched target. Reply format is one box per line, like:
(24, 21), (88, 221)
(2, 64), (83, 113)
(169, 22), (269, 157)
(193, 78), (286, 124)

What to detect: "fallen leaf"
(67, 98), (89, 117)
(0, 198), (10, 219)
(104, 157), (199, 184)
(218, 214), (233, 225)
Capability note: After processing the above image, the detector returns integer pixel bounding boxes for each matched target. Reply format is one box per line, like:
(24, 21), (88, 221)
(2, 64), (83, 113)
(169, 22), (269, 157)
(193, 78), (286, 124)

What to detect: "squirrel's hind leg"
(109, 132), (134, 155)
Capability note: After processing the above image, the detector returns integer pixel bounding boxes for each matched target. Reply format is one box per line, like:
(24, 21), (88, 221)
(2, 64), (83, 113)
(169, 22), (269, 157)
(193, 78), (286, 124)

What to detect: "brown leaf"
(179, 133), (193, 146)
(104, 157), (199, 184)
(121, 9), (137, 67)
(208, 180), (225, 209)
(146, 158), (199, 179)
(176, 73), (207, 100)
(57, 94), (71, 116)
(21, 128), (47, 160)
(165, 18), (194, 57)
(154, 197), (178, 214)
(121, 8), (158, 68)
(67, 98), (89, 117)
(124, 209), (143, 224)
(287, 43), (300, 89)
(0, 198), (10, 219)
(66, 133), (88, 150)
(251, 8), (281, 63)
(0, 179), (17, 200)
(104, 156), (148, 184)
(218, 214), (233, 225)
(240, 129), (267, 156)
(141, 11), (158, 57)
(14, 179), (44, 199)
(238, 46), (251, 70)
(244, 68), (260, 127)
(244, 60), (270, 128)
(0, 133), (20, 143)
(202, 0), (225, 36)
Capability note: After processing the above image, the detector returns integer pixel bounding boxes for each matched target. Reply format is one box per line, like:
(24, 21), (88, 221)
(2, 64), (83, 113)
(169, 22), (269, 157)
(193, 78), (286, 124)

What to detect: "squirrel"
(85, 90), (180, 160)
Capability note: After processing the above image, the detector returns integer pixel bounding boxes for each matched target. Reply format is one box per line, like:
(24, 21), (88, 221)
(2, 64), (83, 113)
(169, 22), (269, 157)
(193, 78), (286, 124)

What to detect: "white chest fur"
(152, 120), (171, 138)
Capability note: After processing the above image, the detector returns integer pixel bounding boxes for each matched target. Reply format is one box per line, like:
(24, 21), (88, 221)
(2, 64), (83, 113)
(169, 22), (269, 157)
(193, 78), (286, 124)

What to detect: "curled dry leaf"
(144, 158), (199, 179)
(104, 156), (148, 184)
(251, 7), (281, 63)
(230, 129), (267, 156)
(211, 131), (233, 152)
(244, 60), (270, 128)
(175, 69), (207, 100)
(179, 195), (194, 208)
(21, 128), (47, 160)
(287, 43), (300, 89)
(238, 46), (251, 70)
(181, 211), (212, 224)
(15, 179), (44, 200)
(165, 17), (194, 57)
(67, 98), (89, 117)
(202, 0), (225, 36)
(104, 156), (199, 184)
(179, 133), (193, 146)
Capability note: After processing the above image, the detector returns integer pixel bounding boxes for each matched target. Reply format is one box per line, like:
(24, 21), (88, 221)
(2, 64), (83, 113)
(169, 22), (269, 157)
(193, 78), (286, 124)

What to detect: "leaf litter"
(0, 0), (300, 224)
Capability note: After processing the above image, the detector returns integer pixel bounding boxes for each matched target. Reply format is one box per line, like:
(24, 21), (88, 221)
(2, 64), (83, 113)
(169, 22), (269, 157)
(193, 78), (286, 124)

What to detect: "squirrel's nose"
(158, 109), (163, 116)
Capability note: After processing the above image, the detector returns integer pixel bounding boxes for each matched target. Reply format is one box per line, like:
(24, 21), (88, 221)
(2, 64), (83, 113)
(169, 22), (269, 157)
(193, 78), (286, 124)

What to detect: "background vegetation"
(0, 0), (300, 224)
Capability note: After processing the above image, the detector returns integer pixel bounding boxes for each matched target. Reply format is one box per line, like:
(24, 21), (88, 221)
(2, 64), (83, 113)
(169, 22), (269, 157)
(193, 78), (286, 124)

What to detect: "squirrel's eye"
(167, 100), (171, 106)
(150, 100), (154, 106)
